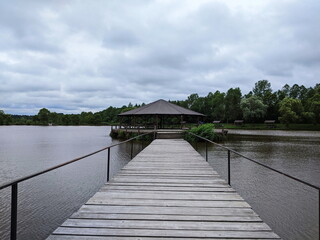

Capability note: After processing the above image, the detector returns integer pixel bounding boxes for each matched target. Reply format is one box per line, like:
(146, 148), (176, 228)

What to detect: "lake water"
(0, 126), (148, 239)
(0, 126), (319, 239)
(196, 130), (320, 240)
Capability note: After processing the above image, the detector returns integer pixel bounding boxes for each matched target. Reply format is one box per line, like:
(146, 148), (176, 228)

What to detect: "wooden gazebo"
(118, 99), (205, 129)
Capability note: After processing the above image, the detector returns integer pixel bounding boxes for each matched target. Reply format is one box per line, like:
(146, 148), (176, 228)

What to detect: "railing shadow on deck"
(0, 131), (156, 240)
(186, 132), (320, 240)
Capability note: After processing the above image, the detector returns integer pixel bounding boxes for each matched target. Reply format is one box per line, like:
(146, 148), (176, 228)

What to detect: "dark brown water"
(196, 131), (320, 240)
(0, 126), (146, 239)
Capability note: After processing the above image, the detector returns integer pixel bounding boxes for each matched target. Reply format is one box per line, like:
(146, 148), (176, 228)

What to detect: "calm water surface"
(197, 130), (320, 240)
(0, 126), (319, 240)
(0, 126), (146, 240)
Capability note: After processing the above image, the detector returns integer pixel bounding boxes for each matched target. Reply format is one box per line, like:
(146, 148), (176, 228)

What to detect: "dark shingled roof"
(119, 99), (204, 116)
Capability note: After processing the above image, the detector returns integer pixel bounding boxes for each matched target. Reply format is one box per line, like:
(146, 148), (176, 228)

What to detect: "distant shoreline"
(222, 129), (320, 137)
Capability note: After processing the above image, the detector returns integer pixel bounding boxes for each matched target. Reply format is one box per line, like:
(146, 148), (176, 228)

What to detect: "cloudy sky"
(0, 0), (319, 115)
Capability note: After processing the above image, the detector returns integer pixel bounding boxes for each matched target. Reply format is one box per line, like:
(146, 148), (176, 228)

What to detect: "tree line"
(1, 80), (319, 126)
(171, 80), (320, 125)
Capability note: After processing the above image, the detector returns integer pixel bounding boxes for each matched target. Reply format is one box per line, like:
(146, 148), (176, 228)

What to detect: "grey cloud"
(103, 28), (140, 48)
(0, 0), (319, 114)
(0, 1), (63, 53)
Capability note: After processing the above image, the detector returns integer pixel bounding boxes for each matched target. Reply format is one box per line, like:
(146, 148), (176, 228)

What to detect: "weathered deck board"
(48, 139), (280, 240)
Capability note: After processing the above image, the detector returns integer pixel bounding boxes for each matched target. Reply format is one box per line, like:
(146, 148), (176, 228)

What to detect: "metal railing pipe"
(107, 148), (110, 182)
(205, 142), (208, 162)
(187, 132), (320, 190)
(11, 183), (18, 240)
(0, 131), (155, 191)
(228, 150), (231, 185)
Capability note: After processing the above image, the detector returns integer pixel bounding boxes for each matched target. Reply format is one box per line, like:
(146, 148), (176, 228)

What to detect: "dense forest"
(1, 80), (319, 126)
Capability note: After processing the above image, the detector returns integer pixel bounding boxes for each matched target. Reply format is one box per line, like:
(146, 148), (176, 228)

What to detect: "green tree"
(278, 98), (303, 125)
(186, 93), (199, 109)
(0, 110), (13, 125)
(308, 86), (320, 123)
(240, 96), (267, 122)
(50, 112), (63, 125)
(209, 91), (225, 121)
(253, 80), (272, 99)
(225, 88), (242, 122)
(289, 84), (300, 99)
(69, 114), (80, 125)
(93, 113), (102, 125)
(37, 108), (50, 125)
(281, 84), (290, 97)
(252, 80), (278, 120)
(0, 110), (5, 125)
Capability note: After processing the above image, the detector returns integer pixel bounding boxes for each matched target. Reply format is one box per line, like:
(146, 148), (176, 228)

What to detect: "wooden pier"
(48, 139), (280, 239)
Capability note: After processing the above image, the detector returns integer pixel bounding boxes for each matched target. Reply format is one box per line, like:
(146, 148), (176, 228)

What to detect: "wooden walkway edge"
(47, 139), (281, 240)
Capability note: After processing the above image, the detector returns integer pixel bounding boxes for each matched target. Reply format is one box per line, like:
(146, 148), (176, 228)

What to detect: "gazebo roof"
(118, 99), (204, 116)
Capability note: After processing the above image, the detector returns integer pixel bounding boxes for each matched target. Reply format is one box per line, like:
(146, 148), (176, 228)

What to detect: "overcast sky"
(0, 0), (319, 115)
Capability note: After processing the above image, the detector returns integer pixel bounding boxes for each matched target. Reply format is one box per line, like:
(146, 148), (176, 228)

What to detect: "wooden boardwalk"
(48, 139), (281, 240)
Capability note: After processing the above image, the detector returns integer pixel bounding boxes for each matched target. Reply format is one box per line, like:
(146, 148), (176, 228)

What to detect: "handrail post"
(11, 183), (18, 240)
(205, 141), (208, 162)
(228, 150), (231, 185)
(107, 148), (110, 182)
(130, 141), (134, 159)
(153, 131), (156, 140)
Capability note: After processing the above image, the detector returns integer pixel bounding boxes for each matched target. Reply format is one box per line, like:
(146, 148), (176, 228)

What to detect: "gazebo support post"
(154, 115), (158, 130)
(180, 115), (183, 129)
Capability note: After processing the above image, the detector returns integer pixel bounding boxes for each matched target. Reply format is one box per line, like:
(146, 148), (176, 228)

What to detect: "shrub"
(185, 123), (216, 142)
(117, 130), (126, 139)
(109, 130), (118, 138)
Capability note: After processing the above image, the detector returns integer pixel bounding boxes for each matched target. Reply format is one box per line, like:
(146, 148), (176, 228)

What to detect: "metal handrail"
(0, 131), (156, 240)
(188, 132), (320, 189)
(187, 132), (320, 240)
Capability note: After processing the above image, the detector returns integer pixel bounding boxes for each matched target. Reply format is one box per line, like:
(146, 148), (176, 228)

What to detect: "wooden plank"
(89, 191), (244, 201)
(114, 175), (223, 180)
(112, 178), (226, 184)
(61, 219), (272, 231)
(78, 205), (259, 216)
(101, 185), (235, 192)
(48, 236), (280, 240)
(86, 199), (250, 208)
(52, 227), (280, 238)
(70, 212), (263, 222)
(115, 174), (219, 178)
(117, 172), (217, 175)
(104, 182), (229, 187)
(123, 164), (210, 168)
(120, 169), (215, 173)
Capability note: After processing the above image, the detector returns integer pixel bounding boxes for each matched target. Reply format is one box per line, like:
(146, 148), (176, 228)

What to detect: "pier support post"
(131, 141), (134, 159)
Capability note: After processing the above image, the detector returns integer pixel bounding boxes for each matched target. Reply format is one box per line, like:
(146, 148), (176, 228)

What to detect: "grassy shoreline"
(215, 123), (320, 131)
